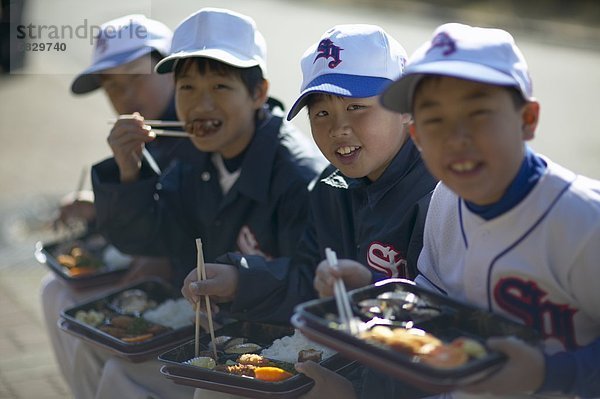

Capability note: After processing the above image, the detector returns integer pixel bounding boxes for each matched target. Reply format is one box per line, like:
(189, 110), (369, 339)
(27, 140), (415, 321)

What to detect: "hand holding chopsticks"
(325, 248), (359, 335)
(195, 238), (218, 359)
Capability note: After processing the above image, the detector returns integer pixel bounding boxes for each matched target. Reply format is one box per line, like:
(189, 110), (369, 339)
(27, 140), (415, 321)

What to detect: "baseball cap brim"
(287, 74), (393, 121)
(381, 60), (520, 114)
(155, 48), (263, 74)
(71, 47), (155, 95)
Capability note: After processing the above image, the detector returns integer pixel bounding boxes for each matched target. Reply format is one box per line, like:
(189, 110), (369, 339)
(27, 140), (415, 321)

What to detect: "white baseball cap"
(71, 14), (172, 94)
(380, 23), (532, 114)
(287, 24), (407, 121)
(155, 8), (267, 76)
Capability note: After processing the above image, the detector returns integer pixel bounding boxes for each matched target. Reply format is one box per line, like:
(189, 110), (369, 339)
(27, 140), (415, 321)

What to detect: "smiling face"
(308, 94), (408, 181)
(174, 59), (268, 158)
(410, 76), (539, 205)
(100, 54), (173, 119)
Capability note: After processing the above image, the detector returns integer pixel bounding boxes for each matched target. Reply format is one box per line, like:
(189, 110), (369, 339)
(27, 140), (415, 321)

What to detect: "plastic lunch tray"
(59, 278), (194, 362)
(158, 321), (356, 399)
(292, 278), (539, 391)
(34, 232), (130, 289)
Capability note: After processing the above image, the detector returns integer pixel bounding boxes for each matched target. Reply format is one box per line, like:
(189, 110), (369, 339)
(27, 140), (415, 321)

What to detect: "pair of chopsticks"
(107, 119), (191, 138)
(195, 238), (218, 359)
(325, 248), (359, 335)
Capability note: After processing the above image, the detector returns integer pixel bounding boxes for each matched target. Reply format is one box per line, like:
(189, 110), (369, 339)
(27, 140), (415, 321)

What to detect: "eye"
(313, 109), (328, 118)
(421, 116), (443, 125)
(177, 83), (193, 91)
(347, 104), (367, 111)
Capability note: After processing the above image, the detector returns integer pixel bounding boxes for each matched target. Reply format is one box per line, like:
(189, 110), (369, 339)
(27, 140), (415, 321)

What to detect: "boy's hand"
(120, 256), (172, 285)
(181, 263), (240, 305)
(295, 361), (357, 399)
(460, 336), (544, 395)
(314, 258), (371, 298)
(107, 113), (156, 183)
(54, 190), (96, 228)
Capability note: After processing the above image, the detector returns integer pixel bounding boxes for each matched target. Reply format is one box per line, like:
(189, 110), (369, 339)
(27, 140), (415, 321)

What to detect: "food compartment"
(159, 321), (352, 397)
(34, 232), (130, 288)
(294, 278), (539, 388)
(61, 278), (194, 353)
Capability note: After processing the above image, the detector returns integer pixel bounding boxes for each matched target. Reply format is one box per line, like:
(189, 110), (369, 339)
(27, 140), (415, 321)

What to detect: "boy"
(90, 8), (324, 399)
(182, 24), (436, 335)
(379, 23), (600, 398)
(39, 14), (201, 398)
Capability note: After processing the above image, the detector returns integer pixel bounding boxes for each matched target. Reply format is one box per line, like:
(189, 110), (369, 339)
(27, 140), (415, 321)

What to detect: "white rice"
(143, 298), (194, 329)
(260, 329), (336, 363)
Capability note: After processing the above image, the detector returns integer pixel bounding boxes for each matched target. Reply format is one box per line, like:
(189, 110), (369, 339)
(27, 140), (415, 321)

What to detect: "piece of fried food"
(237, 353), (270, 366)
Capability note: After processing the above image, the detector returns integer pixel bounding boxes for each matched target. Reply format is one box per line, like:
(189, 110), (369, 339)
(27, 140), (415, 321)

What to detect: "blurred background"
(0, 0), (598, 397)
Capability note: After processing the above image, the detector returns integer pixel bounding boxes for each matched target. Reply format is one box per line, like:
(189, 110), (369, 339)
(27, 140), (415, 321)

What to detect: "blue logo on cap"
(95, 33), (108, 54)
(427, 32), (456, 56)
(314, 39), (343, 69)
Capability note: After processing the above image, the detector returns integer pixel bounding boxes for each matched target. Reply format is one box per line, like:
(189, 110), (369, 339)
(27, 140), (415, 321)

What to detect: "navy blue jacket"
(92, 109), (325, 287)
(217, 139), (438, 324)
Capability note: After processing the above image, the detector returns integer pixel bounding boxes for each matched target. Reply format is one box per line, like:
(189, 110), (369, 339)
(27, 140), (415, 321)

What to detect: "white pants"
(40, 273), (115, 398)
(96, 357), (195, 399)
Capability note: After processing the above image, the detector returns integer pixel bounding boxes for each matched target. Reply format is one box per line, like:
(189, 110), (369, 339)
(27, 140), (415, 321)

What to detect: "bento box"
(59, 278), (195, 362)
(34, 232), (130, 289)
(158, 321), (356, 398)
(292, 278), (539, 392)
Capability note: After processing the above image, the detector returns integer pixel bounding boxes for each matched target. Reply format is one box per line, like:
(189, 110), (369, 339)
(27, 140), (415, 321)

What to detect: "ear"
(521, 100), (540, 141)
(408, 121), (422, 152)
(252, 79), (270, 109)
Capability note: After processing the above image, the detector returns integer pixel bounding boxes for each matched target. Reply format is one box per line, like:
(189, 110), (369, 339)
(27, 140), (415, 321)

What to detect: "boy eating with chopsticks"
(39, 14), (202, 399)
(181, 23), (437, 397)
(89, 8), (325, 399)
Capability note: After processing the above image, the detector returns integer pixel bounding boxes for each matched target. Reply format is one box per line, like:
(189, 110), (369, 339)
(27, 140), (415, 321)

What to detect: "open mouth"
(186, 119), (222, 137)
(448, 160), (482, 175)
(334, 145), (362, 165)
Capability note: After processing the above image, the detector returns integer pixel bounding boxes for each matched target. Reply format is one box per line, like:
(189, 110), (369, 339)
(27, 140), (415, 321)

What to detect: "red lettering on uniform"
(236, 225), (272, 260)
(366, 242), (408, 278)
(494, 277), (578, 350)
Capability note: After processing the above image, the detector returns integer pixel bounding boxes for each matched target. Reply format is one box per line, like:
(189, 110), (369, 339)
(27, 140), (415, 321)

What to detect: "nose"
(329, 114), (351, 138)
(193, 90), (216, 112)
(446, 121), (471, 148)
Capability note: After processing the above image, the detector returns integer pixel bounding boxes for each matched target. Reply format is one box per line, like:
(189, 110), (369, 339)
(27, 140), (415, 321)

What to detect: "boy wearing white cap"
(40, 14), (201, 399)
(182, 21), (436, 360)
(90, 8), (324, 399)
(378, 23), (600, 398)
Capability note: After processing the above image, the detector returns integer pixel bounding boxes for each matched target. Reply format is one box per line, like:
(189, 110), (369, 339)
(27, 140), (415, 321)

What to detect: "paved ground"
(0, 0), (598, 398)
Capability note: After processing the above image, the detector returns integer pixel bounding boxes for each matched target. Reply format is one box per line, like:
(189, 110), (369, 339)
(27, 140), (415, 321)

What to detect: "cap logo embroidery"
(95, 33), (108, 55)
(427, 32), (456, 56)
(314, 39), (343, 69)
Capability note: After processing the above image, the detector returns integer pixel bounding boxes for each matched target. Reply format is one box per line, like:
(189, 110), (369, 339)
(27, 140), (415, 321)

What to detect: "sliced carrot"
(68, 266), (98, 277)
(120, 333), (154, 343)
(254, 366), (294, 382)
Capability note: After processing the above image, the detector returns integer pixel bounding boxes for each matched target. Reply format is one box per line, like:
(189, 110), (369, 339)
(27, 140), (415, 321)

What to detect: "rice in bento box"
(143, 298), (194, 329)
(260, 329), (336, 363)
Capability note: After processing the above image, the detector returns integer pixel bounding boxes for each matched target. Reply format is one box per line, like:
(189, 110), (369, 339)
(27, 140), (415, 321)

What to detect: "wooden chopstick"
(196, 238), (218, 359)
(150, 129), (191, 138)
(325, 248), (358, 335)
(107, 119), (184, 128)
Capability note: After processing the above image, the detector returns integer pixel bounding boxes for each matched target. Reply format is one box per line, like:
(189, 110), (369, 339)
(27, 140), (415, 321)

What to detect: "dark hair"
(174, 57), (264, 97)
(412, 75), (528, 113)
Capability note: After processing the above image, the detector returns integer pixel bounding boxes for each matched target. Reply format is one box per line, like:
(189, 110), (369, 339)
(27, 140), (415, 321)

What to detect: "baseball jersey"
(92, 107), (325, 287)
(219, 138), (437, 324)
(416, 158), (600, 398)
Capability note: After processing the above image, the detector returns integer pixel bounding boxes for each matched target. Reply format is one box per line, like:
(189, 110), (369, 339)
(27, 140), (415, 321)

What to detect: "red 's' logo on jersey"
(237, 225), (272, 260)
(494, 277), (578, 350)
(367, 242), (407, 278)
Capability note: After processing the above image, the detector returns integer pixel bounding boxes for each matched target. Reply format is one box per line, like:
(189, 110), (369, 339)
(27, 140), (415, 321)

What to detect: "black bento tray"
(34, 231), (130, 289)
(158, 321), (356, 398)
(292, 278), (539, 392)
(59, 278), (194, 362)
